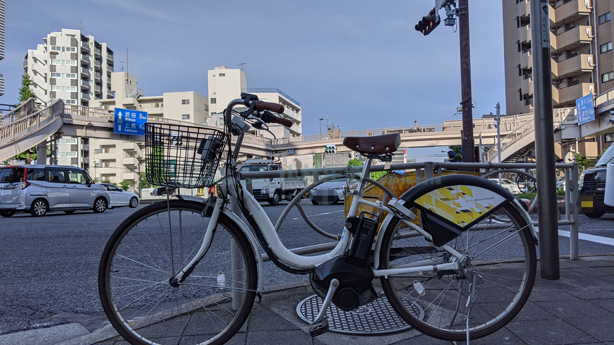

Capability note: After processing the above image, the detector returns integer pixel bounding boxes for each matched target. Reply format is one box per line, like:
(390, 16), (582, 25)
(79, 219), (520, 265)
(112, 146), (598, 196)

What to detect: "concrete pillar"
(36, 140), (47, 165)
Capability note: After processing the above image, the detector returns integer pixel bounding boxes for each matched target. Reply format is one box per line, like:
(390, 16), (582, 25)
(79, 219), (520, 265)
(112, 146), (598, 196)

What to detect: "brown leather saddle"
(342, 133), (401, 154)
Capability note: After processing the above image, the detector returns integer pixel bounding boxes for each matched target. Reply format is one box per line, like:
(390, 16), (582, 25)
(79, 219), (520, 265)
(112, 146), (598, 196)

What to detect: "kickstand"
(309, 278), (339, 337)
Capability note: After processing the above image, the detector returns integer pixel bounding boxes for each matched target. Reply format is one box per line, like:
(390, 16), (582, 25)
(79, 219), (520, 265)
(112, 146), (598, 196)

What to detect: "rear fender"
(397, 175), (515, 247)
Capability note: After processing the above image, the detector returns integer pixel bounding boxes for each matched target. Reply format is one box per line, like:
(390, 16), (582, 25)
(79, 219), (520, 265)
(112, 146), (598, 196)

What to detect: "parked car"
(578, 144), (614, 218)
(488, 178), (522, 194)
(100, 183), (139, 208)
(310, 176), (350, 205)
(0, 165), (109, 217)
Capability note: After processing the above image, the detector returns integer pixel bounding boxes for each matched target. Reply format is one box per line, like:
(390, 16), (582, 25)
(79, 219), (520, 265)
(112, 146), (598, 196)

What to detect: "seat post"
(357, 155), (374, 193)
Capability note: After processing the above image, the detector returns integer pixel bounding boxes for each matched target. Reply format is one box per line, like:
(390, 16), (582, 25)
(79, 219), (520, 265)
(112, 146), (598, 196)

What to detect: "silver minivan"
(0, 165), (110, 217)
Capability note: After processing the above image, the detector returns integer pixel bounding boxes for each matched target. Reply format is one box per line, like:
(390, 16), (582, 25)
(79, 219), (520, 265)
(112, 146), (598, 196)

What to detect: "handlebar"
(259, 111), (293, 128)
(254, 101), (284, 114)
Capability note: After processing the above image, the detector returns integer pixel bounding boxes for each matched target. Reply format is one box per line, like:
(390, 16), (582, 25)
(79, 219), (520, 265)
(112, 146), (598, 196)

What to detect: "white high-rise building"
(23, 29), (114, 168)
(23, 28), (114, 106)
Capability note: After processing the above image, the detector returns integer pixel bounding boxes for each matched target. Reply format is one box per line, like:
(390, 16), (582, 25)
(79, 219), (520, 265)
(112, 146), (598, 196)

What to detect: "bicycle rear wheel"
(99, 200), (257, 345)
(380, 200), (536, 341)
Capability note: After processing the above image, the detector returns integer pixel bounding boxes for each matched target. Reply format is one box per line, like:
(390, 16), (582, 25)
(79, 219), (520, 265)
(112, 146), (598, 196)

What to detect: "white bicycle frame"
(172, 155), (465, 293)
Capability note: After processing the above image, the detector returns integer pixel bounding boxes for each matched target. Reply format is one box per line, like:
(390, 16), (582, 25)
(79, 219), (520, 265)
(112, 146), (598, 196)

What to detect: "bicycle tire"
(99, 200), (258, 345)
(379, 183), (536, 341)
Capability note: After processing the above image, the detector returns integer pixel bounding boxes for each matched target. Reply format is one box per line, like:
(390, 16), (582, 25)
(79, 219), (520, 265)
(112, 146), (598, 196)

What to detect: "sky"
(2, 0), (506, 141)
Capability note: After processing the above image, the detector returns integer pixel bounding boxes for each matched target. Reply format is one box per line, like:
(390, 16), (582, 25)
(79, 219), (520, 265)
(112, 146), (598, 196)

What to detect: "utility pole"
(496, 102), (502, 184)
(531, 0), (559, 280)
(458, 0), (474, 162)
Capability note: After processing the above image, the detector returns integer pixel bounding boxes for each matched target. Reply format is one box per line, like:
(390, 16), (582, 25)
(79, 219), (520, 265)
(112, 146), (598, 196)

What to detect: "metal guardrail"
(241, 161), (581, 260)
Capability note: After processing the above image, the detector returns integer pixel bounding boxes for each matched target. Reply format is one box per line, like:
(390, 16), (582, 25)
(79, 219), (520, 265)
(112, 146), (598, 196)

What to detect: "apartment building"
(87, 72), (209, 184)
(208, 66), (303, 137)
(503, 0), (613, 115)
(23, 29), (114, 167)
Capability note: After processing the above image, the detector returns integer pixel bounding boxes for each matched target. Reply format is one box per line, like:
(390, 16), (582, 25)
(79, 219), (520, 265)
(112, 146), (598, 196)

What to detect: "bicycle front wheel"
(99, 200), (258, 345)
(380, 200), (536, 341)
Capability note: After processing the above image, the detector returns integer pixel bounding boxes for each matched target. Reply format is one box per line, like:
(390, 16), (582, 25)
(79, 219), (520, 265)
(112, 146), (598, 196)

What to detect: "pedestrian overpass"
(2, 98), (607, 164)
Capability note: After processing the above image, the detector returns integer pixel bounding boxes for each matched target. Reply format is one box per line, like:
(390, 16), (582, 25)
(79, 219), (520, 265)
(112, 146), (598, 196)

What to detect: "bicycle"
(98, 93), (537, 344)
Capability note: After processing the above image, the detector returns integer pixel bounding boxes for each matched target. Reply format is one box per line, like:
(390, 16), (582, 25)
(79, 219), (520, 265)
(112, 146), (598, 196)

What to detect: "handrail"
(0, 98), (36, 125)
(0, 100), (64, 145)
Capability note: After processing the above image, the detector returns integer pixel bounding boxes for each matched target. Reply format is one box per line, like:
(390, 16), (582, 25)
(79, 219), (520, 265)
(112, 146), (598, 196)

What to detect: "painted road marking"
(535, 227), (614, 247)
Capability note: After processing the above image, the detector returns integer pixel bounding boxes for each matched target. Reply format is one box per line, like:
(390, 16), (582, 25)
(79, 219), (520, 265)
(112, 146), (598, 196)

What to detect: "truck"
(239, 159), (308, 205)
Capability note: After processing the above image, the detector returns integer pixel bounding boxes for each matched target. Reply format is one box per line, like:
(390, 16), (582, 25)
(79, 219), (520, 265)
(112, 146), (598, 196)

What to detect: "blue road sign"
(114, 108), (147, 135)
(576, 94), (595, 125)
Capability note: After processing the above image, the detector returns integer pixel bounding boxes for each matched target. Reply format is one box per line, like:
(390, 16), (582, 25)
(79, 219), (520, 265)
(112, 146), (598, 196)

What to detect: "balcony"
(521, 77), (533, 95)
(553, 82), (594, 105)
(95, 48), (101, 58)
(81, 42), (90, 53)
(122, 171), (138, 180)
(94, 72), (101, 83)
(94, 61), (101, 70)
(81, 67), (90, 78)
(519, 25), (531, 43)
(81, 83), (90, 91)
(122, 142), (143, 155)
(551, 25), (593, 52)
(553, 54), (594, 78)
(95, 86), (102, 94)
(123, 156), (138, 167)
(551, 0), (592, 25)
(518, 0), (530, 18)
(107, 55), (114, 63)
(81, 58), (90, 66)
(520, 51), (532, 70)
(81, 93), (90, 101)
(93, 150), (116, 161)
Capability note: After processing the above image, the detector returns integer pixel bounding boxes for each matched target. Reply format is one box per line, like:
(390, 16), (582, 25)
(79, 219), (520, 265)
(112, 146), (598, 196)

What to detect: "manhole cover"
(296, 293), (423, 335)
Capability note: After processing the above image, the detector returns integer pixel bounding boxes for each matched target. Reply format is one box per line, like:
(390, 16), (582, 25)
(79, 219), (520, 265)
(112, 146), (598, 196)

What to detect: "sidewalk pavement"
(2, 255), (613, 345)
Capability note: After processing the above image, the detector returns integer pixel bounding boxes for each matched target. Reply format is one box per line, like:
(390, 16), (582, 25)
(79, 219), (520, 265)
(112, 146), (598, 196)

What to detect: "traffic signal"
(415, 14), (441, 36)
(325, 144), (337, 154)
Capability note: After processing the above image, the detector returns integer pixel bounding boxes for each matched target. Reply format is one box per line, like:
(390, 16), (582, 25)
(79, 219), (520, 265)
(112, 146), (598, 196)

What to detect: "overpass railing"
(483, 108), (573, 162)
(0, 100), (64, 147)
(0, 98), (36, 126)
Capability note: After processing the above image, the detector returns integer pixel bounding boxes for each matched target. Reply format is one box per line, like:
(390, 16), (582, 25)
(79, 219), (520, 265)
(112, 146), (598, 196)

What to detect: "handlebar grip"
(272, 116), (293, 128)
(254, 101), (284, 114)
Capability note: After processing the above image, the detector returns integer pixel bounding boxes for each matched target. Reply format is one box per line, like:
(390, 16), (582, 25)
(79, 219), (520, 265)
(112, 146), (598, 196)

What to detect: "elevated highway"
(4, 98), (610, 164)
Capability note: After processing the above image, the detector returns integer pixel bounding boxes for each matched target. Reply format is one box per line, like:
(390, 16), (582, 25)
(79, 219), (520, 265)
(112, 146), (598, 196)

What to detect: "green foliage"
(447, 146), (463, 162)
(556, 188), (566, 195)
(516, 192), (537, 200)
(574, 154), (596, 171)
(19, 74), (36, 103)
(119, 180), (133, 191)
(139, 172), (151, 188)
(347, 158), (363, 167)
(13, 146), (37, 164)
(370, 171), (387, 180)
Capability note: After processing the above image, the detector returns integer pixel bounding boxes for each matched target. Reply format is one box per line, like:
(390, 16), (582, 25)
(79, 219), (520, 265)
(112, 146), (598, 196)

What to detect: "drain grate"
(296, 293), (424, 335)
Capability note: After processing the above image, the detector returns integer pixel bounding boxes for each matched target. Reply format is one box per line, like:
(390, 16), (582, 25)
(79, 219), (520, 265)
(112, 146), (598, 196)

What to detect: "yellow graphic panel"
(413, 185), (507, 227)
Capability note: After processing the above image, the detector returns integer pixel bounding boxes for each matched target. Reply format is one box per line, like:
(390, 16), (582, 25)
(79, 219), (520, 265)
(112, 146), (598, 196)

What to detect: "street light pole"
(319, 118), (324, 170)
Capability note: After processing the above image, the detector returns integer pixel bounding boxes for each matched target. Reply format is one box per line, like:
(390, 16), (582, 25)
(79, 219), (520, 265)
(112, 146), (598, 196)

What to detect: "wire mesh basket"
(145, 123), (228, 188)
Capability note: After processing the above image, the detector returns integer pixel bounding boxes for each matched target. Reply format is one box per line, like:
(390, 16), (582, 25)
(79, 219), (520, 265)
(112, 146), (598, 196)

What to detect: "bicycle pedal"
(309, 318), (329, 337)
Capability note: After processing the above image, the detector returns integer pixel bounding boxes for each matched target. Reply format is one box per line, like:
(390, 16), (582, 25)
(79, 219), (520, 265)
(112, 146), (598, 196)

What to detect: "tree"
(139, 172), (151, 188)
(13, 146), (37, 164)
(448, 145), (463, 162)
(19, 74), (36, 103)
(119, 180), (134, 191)
(347, 158), (363, 167)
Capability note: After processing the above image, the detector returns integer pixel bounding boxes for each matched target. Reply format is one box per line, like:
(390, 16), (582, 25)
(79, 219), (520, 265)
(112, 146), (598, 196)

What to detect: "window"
(599, 12), (611, 25)
(52, 86), (62, 91)
(68, 169), (88, 184)
(26, 168), (45, 181)
(52, 59), (62, 65)
(47, 170), (66, 183)
(105, 184), (120, 192)
(64, 60), (77, 66)
(65, 86), (77, 92)
(51, 72), (62, 78)
(210, 98), (216, 104)
(65, 73), (77, 79)
(182, 114), (190, 120)
(65, 47), (76, 52)
(219, 73), (225, 77)
(602, 71), (614, 83)
(601, 42), (613, 54)
(65, 99), (77, 105)
(51, 46), (62, 52)
(182, 99), (190, 105)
